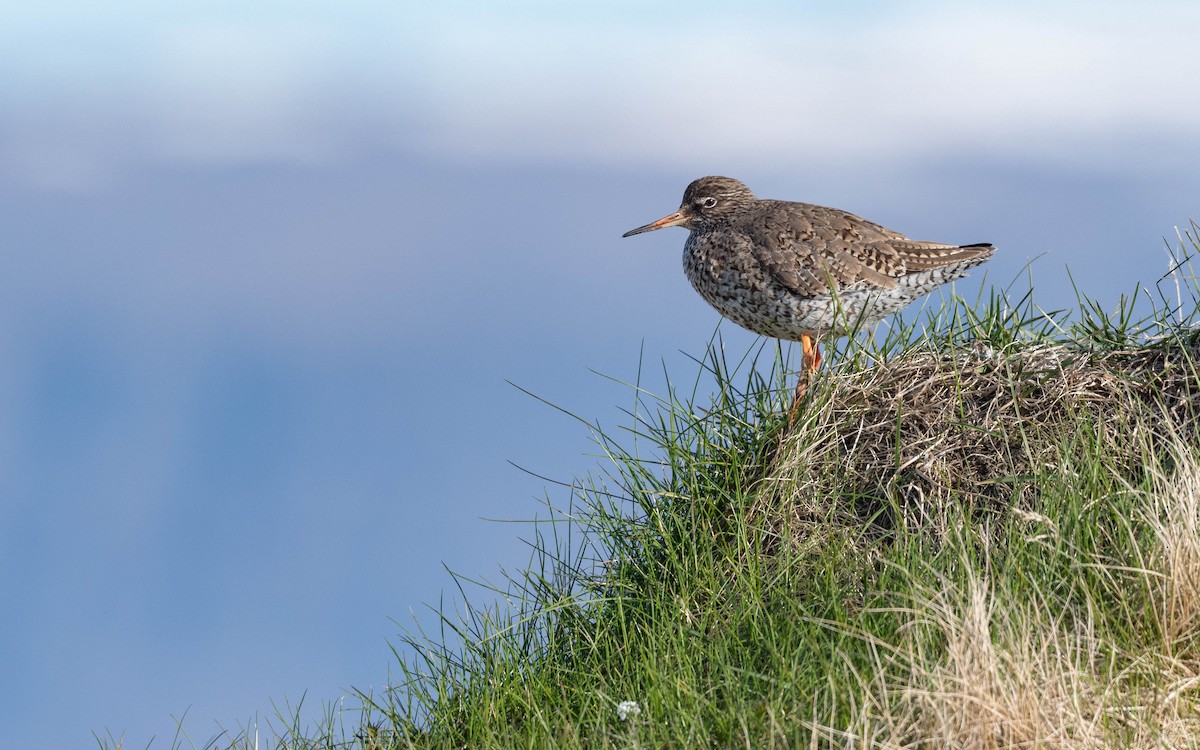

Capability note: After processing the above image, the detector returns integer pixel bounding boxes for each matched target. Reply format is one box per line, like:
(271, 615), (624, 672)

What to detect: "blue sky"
(3, 2), (1199, 747)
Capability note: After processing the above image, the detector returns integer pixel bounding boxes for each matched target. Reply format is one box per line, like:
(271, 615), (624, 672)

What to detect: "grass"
(99, 225), (1200, 748)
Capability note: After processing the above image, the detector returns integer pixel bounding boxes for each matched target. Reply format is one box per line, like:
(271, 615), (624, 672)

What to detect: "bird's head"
(622, 176), (756, 237)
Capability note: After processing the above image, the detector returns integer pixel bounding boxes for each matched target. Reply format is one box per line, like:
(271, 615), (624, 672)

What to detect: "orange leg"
(788, 334), (822, 425)
(801, 333), (822, 374)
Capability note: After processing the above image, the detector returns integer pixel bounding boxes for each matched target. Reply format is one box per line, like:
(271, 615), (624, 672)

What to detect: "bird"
(622, 176), (995, 418)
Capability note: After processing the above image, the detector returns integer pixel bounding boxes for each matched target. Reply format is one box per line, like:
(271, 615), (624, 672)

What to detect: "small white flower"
(616, 700), (642, 721)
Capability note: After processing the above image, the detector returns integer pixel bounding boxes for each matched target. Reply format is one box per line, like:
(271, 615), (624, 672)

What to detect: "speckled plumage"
(623, 176), (995, 352)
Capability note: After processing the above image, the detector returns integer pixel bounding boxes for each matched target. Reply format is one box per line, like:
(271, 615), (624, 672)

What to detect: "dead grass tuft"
(896, 575), (1108, 750)
(756, 334), (1200, 550)
(1145, 442), (1200, 658)
(834, 566), (1200, 749)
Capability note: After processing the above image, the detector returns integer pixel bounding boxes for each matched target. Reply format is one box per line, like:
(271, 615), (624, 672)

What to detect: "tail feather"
(899, 241), (996, 271)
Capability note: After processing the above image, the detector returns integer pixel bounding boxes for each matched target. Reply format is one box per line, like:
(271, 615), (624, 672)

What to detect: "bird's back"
(730, 198), (994, 299)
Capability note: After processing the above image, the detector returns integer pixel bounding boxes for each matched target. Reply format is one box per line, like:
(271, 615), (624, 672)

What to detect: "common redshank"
(622, 176), (995, 416)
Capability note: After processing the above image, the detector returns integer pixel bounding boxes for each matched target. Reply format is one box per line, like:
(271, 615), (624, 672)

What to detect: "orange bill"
(622, 208), (690, 237)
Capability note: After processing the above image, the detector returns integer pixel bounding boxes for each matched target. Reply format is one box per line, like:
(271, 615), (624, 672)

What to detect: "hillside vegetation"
(105, 230), (1200, 749)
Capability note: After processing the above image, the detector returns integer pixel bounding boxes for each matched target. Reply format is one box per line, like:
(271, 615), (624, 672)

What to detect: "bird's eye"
(699, 196), (718, 209)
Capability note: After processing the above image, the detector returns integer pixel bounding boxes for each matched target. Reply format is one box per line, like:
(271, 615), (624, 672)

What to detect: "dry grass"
(796, 409), (1200, 748)
(849, 574), (1113, 750)
(1147, 444), (1200, 658)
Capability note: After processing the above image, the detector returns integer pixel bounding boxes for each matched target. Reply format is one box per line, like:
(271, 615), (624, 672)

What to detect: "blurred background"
(2, 1), (1198, 747)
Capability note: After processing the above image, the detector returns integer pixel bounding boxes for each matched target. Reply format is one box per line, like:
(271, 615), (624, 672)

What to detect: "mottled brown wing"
(887, 240), (997, 271)
(745, 202), (911, 297)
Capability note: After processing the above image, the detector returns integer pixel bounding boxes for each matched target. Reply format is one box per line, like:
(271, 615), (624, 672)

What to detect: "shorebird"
(622, 176), (995, 417)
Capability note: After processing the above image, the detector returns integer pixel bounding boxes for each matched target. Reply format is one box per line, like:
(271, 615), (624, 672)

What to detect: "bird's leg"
(788, 334), (822, 425)
(788, 380), (805, 426)
(803, 334), (823, 374)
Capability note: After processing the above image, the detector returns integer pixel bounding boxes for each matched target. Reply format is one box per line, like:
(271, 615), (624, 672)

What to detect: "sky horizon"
(3, 2), (1199, 747)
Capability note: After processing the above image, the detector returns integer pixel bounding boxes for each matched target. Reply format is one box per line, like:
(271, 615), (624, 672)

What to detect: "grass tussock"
(760, 331), (1200, 554)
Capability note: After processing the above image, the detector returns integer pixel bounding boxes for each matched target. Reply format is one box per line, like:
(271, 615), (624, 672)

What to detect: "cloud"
(402, 4), (1200, 172)
(2, 3), (1198, 191)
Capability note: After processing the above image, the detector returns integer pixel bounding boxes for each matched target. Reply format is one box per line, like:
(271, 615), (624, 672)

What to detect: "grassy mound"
(766, 331), (1200, 551)
(366, 242), (1200, 748)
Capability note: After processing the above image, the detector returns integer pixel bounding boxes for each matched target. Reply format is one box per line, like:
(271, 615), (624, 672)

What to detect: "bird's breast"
(684, 230), (785, 310)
